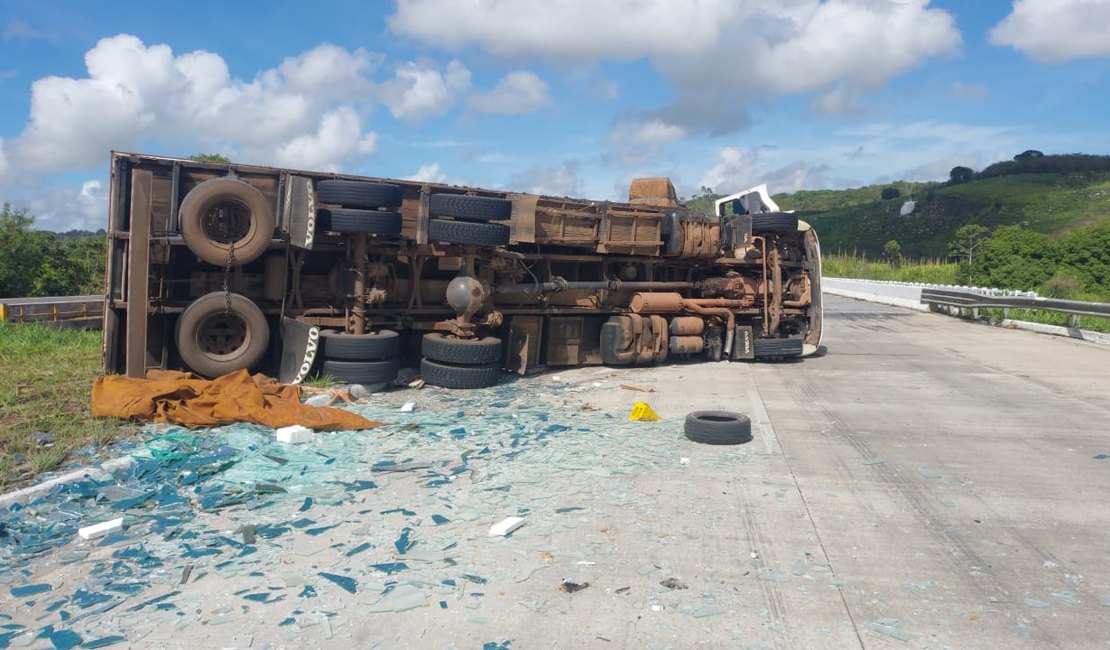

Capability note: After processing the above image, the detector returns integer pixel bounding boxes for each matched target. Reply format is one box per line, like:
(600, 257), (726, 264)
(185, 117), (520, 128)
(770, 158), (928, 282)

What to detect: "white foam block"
(488, 516), (526, 537)
(276, 425), (314, 444)
(400, 402), (416, 412)
(79, 517), (124, 540)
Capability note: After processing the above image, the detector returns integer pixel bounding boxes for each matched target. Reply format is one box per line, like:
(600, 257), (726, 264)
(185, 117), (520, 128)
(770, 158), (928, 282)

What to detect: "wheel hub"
(197, 313), (249, 356)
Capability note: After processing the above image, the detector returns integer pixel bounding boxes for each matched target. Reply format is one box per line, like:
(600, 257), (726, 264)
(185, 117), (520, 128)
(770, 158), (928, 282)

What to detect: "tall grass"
(823, 253), (959, 285)
(0, 322), (132, 487)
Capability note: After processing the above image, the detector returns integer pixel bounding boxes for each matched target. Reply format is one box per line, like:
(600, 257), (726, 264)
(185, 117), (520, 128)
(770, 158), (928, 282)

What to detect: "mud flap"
(731, 325), (755, 360)
(278, 317), (320, 384)
(283, 175), (317, 250)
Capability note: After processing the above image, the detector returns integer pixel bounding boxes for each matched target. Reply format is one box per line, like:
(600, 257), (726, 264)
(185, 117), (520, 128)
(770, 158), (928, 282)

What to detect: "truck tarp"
(91, 369), (381, 431)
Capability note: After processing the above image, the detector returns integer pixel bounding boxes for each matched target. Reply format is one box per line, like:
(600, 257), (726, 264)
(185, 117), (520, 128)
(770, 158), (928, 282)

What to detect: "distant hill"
(768, 155), (1110, 258)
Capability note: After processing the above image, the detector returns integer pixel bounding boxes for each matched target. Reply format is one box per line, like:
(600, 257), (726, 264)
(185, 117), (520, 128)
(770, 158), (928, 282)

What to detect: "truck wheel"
(321, 359), (399, 384)
(180, 178), (275, 266)
(420, 358), (501, 389)
(753, 337), (804, 360)
(176, 292), (270, 378)
(317, 180), (402, 210)
(317, 209), (402, 235)
(321, 329), (400, 361)
(684, 411), (752, 445)
(422, 333), (502, 365)
(752, 213), (798, 233)
(429, 194), (512, 221)
(428, 219), (510, 246)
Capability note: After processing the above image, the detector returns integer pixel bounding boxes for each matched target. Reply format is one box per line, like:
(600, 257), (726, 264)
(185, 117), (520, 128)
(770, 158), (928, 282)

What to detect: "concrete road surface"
(2, 295), (1108, 649)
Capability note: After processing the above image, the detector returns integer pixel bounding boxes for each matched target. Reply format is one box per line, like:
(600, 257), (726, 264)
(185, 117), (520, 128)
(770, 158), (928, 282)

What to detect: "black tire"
(428, 219), (509, 246)
(317, 180), (402, 210)
(753, 338), (804, 359)
(321, 329), (400, 361)
(321, 359), (398, 384)
(684, 411), (752, 445)
(422, 333), (502, 365)
(317, 209), (402, 235)
(420, 358), (501, 389)
(180, 178), (275, 266)
(429, 194), (512, 222)
(752, 212), (798, 233)
(176, 292), (270, 378)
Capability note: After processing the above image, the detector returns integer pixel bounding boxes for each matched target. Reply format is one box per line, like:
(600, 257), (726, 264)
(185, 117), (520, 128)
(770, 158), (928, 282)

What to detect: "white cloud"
(605, 119), (687, 167)
(23, 179), (109, 232)
(3, 20), (52, 41)
(508, 161), (581, 196)
(403, 162), (449, 183)
(272, 107), (377, 170)
(699, 146), (851, 195)
(0, 34), (406, 180)
(467, 71), (551, 114)
(389, 0), (961, 133)
(990, 0), (1110, 63)
(379, 59), (470, 120)
(950, 81), (988, 100)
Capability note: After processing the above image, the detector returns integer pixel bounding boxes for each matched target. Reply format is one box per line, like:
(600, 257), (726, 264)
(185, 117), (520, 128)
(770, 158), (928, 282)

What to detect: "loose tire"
(180, 178), (275, 266)
(421, 334), (502, 365)
(176, 292), (270, 378)
(753, 337), (804, 359)
(428, 219), (510, 246)
(317, 180), (402, 210)
(420, 358), (501, 389)
(752, 212), (799, 233)
(429, 194), (512, 221)
(321, 359), (399, 384)
(317, 209), (402, 235)
(321, 329), (400, 361)
(684, 411), (752, 445)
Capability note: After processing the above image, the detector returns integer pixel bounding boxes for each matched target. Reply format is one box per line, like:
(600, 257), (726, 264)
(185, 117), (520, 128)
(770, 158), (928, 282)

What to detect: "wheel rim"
(201, 199), (253, 244)
(195, 311), (250, 359)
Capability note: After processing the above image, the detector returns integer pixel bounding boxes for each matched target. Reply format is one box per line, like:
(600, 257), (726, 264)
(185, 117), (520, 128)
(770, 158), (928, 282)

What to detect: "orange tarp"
(91, 369), (381, 431)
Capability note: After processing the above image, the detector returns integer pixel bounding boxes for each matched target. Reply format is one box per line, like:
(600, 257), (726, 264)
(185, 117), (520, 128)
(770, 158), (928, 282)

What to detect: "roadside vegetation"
(0, 322), (132, 487)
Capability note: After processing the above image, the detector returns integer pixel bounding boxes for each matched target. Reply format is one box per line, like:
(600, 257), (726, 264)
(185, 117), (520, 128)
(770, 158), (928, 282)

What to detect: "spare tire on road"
(684, 410), (752, 445)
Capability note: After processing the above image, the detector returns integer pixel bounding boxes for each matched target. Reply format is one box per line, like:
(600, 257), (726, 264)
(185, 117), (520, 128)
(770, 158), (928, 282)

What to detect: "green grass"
(0, 322), (133, 487)
(823, 254), (960, 284)
(778, 171), (1110, 258)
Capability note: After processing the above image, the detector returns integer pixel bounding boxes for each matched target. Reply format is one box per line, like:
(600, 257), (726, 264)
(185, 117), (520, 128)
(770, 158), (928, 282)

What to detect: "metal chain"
(223, 240), (235, 314)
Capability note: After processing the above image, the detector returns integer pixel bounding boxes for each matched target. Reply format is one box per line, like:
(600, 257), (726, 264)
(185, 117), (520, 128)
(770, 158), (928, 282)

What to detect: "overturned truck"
(102, 152), (822, 388)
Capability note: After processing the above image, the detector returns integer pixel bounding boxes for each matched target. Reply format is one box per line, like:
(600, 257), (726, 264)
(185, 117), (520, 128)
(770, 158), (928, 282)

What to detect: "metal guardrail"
(0, 295), (104, 327)
(921, 288), (1110, 319)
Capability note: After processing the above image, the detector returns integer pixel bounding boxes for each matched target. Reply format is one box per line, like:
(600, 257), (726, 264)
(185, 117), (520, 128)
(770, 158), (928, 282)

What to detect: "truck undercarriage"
(103, 152), (823, 388)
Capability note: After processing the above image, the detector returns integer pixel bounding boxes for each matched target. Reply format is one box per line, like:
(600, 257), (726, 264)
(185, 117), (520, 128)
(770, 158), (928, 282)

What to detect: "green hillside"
(773, 171), (1110, 258)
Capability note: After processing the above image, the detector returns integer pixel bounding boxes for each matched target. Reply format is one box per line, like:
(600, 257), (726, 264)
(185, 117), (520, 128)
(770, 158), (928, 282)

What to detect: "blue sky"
(1, 0), (1109, 231)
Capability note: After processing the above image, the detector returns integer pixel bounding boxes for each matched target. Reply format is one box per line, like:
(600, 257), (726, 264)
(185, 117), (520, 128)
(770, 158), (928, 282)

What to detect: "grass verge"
(0, 322), (134, 489)
(823, 254), (960, 285)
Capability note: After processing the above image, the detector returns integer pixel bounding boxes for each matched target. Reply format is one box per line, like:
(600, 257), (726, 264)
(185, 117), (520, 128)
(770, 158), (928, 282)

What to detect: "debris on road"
(559, 580), (590, 593)
(275, 424), (314, 444)
(489, 516), (526, 537)
(660, 577), (688, 590)
(629, 401), (660, 421)
(620, 383), (655, 393)
(77, 517), (123, 541)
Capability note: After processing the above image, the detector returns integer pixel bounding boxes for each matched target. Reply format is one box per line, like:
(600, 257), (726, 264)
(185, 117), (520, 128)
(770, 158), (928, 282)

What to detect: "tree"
(977, 225), (1057, 290)
(882, 239), (902, 267)
(880, 186), (901, 200)
(948, 224), (988, 274)
(1014, 149), (1044, 161)
(948, 166), (974, 184)
(189, 153), (231, 163)
(0, 204), (47, 298)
